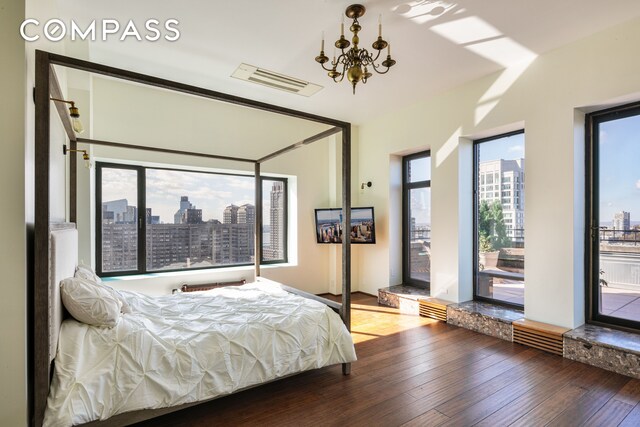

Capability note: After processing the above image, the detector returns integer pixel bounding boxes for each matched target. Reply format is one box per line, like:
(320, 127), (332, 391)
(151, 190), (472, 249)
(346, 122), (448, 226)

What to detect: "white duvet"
(44, 281), (356, 426)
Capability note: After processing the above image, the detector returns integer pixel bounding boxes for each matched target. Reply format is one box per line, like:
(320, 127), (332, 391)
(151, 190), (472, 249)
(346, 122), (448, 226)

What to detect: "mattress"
(43, 281), (356, 426)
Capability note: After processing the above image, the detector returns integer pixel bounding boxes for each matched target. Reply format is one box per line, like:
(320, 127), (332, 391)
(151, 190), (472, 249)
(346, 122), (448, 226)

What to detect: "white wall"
(0, 1), (27, 425)
(357, 17), (640, 329)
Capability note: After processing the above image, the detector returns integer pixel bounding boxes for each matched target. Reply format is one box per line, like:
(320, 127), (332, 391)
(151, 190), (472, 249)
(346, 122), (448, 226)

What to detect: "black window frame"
(402, 150), (431, 289)
(95, 162), (288, 277)
(260, 176), (288, 265)
(473, 129), (525, 308)
(586, 101), (640, 331)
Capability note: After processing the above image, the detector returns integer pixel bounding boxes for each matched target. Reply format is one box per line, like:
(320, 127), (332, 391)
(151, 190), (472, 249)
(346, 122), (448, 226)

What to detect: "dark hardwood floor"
(134, 293), (640, 427)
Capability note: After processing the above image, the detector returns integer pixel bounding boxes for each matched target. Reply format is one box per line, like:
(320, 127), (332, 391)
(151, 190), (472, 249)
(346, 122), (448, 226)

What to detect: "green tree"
(478, 200), (509, 251)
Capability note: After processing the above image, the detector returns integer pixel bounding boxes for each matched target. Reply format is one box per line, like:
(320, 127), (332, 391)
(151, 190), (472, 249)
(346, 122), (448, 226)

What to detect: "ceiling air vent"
(231, 64), (322, 97)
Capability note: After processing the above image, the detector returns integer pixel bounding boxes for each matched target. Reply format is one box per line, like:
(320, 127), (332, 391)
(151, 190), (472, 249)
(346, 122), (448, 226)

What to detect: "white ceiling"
(53, 0), (640, 125)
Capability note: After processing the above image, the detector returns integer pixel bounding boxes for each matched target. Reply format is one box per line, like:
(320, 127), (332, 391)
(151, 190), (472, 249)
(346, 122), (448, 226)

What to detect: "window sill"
(102, 262), (297, 283)
(565, 323), (640, 356)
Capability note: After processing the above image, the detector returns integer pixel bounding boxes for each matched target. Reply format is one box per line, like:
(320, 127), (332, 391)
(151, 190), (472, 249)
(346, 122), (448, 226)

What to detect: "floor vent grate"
(512, 319), (569, 356)
(419, 299), (450, 322)
(231, 64), (323, 97)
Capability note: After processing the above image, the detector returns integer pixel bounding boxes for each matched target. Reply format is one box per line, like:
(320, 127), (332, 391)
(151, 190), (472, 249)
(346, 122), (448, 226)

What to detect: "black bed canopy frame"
(33, 49), (352, 427)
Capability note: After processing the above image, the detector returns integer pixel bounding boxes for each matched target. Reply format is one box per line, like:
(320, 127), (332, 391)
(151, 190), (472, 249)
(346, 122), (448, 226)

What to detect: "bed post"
(34, 49), (52, 427)
(341, 126), (351, 376)
(255, 162), (262, 279)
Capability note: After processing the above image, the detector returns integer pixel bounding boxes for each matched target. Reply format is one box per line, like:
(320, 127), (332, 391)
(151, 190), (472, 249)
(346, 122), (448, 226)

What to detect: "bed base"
(79, 363), (350, 427)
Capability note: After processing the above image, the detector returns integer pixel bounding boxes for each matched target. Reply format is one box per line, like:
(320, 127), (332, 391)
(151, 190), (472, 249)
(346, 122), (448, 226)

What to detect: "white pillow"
(75, 264), (102, 283)
(74, 264), (132, 314)
(60, 277), (122, 327)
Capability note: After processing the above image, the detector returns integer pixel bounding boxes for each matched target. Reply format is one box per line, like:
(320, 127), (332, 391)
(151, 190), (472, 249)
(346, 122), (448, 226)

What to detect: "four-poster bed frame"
(33, 49), (352, 426)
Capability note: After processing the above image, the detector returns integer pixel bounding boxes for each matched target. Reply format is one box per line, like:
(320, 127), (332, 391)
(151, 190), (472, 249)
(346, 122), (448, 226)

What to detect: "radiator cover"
(512, 319), (570, 356)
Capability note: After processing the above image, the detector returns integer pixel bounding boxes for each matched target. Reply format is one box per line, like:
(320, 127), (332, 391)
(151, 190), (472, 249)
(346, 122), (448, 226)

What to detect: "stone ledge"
(378, 285), (430, 315)
(446, 301), (523, 342)
(378, 292), (640, 379)
(564, 324), (640, 379)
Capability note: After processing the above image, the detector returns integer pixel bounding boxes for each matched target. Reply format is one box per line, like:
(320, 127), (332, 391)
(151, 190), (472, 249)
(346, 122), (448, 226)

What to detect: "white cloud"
(636, 180), (640, 190)
(508, 144), (524, 153)
(104, 167), (256, 224)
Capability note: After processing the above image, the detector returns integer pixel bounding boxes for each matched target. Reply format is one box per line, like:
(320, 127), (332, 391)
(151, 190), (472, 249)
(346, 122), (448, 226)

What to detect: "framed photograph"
(315, 207), (376, 244)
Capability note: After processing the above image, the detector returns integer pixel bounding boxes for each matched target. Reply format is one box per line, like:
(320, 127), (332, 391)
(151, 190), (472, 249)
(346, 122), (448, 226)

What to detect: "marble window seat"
(564, 324), (640, 378)
(378, 285), (431, 315)
(446, 301), (524, 342)
(378, 287), (639, 378)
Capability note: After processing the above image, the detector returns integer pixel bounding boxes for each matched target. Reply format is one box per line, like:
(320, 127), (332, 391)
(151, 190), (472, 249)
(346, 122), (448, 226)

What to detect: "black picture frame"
(315, 207), (376, 244)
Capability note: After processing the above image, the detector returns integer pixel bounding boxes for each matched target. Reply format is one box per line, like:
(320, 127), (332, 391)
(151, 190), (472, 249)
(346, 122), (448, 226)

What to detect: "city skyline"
(101, 168), (254, 224)
(100, 174), (286, 272)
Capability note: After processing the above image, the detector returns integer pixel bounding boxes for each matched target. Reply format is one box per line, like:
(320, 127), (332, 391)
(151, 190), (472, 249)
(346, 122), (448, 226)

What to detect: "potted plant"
(478, 200), (508, 270)
(478, 234), (500, 270)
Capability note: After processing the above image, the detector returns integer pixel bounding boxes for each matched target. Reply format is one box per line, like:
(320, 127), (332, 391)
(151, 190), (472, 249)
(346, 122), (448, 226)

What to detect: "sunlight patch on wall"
(465, 37), (536, 68)
(436, 126), (461, 167)
(430, 16), (537, 68)
(431, 16), (501, 44)
(474, 61), (534, 125)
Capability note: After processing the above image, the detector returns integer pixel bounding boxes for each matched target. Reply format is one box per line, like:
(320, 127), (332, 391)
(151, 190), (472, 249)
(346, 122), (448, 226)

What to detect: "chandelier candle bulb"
(378, 14), (382, 37)
(321, 31), (324, 51)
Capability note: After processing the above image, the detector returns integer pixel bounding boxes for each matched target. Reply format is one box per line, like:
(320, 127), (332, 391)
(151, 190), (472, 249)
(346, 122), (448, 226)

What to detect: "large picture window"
(474, 131), (525, 306)
(587, 102), (640, 330)
(96, 163), (288, 276)
(402, 151), (431, 289)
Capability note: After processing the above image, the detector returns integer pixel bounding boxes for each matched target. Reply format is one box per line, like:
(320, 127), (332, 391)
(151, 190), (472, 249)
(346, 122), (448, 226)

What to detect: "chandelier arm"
(336, 62), (348, 82)
(357, 49), (368, 64)
(334, 74), (346, 83)
(370, 65), (392, 75)
(320, 62), (335, 72)
(371, 49), (383, 63)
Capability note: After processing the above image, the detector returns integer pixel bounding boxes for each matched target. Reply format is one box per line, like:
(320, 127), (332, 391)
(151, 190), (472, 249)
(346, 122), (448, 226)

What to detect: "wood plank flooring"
(133, 293), (640, 427)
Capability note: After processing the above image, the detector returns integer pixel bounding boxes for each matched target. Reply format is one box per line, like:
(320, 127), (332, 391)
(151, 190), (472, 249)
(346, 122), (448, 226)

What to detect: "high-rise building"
(478, 159), (525, 244)
(184, 208), (203, 224)
(103, 199), (135, 223)
(223, 204), (239, 224)
(145, 208), (160, 225)
(174, 196), (194, 224)
(211, 224), (255, 265)
(613, 211), (631, 230)
(102, 197), (255, 272)
(269, 181), (285, 259)
(238, 204), (255, 225)
(101, 199), (138, 272)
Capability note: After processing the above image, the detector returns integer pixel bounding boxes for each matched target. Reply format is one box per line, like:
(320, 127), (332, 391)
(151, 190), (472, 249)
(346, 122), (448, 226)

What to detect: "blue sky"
(477, 132), (525, 162)
(599, 114), (640, 224)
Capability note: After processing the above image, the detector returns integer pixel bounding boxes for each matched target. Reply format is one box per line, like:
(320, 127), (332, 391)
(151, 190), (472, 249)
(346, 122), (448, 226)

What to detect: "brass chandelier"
(315, 4), (396, 94)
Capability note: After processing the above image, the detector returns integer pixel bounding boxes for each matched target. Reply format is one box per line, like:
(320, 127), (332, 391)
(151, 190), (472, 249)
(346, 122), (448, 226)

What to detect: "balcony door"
(473, 131), (525, 307)
(402, 151), (431, 289)
(587, 102), (640, 330)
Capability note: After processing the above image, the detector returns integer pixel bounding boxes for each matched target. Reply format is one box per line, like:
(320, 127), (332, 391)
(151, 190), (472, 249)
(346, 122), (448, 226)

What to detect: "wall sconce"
(50, 97), (84, 134)
(63, 145), (92, 169)
(360, 181), (372, 190)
